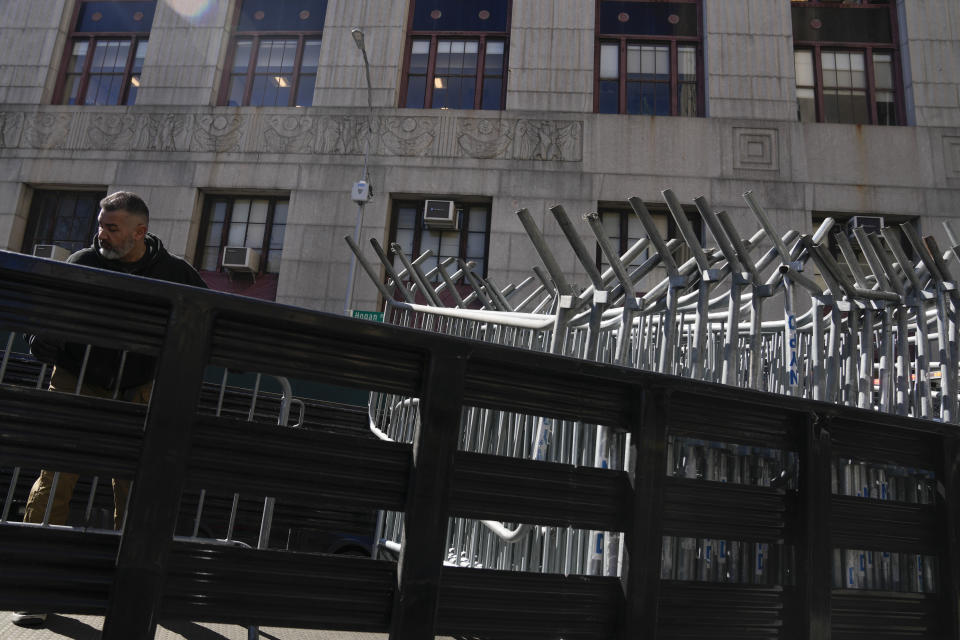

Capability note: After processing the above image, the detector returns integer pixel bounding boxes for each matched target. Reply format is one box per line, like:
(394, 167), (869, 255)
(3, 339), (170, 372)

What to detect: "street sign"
(351, 310), (384, 322)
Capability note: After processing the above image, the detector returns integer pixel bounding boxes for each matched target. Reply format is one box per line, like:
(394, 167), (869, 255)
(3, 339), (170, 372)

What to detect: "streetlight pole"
(344, 27), (374, 316)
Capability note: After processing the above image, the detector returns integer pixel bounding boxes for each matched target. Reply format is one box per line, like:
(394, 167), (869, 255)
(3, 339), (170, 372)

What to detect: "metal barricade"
(350, 188), (960, 590)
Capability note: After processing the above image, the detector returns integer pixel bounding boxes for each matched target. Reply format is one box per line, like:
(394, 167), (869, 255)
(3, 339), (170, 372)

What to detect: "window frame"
(217, 2), (325, 107)
(399, 1), (512, 111)
(194, 193), (288, 276)
(20, 189), (107, 256)
(596, 203), (703, 271)
(594, 0), (704, 117)
(52, 0), (154, 105)
(791, 0), (905, 125)
(387, 198), (492, 282)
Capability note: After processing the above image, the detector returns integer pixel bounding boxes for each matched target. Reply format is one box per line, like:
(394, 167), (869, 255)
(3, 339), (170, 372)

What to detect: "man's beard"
(98, 236), (137, 260)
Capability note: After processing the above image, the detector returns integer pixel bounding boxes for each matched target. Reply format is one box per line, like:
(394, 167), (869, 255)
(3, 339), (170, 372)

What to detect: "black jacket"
(31, 233), (208, 390)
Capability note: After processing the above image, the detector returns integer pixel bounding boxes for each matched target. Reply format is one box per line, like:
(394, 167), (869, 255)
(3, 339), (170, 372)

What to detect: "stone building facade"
(0, 0), (958, 313)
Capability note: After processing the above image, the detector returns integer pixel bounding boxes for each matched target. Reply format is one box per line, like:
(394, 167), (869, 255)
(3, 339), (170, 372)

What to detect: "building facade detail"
(0, 108), (584, 163)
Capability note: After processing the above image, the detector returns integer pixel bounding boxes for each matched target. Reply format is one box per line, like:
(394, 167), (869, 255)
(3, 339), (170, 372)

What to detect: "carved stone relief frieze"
(380, 116), (437, 157)
(457, 118), (515, 159)
(514, 119), (582, 162)
(85, 112), (138, 150)
(8, 108), (584, 164)
(135, 113), (190, 152)
(0, 111), (24, 148)
(192, 114), (246, 153)
(262, 114), (316, 154)
(22, 112), (73, 150)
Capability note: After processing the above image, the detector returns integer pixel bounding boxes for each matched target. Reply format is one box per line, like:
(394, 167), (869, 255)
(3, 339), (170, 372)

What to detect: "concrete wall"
(901, 0), (960, 127)
(0, 0), (69, 105)
(704, 0), (796, 120)
(0, 0), (958, 315)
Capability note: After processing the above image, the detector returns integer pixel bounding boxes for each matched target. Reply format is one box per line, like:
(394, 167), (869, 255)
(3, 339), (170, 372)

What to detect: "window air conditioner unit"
(222, 246), (260, 272)
(33, 244), (70, 261)
(423, 199), (458, 229)
(847, 215), (885, 236)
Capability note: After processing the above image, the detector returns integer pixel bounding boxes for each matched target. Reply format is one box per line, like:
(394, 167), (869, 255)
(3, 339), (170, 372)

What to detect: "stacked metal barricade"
(348, 189), (956, 589)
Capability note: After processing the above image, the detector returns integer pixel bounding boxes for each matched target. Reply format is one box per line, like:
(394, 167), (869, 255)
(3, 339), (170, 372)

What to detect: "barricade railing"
(3, 248), (960, 639)
(346, 188), (960, 634)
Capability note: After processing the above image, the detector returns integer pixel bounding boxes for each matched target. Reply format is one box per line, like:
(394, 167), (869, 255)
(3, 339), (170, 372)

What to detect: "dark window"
(196, 195), (287, 275)
(55, 1), (155, 105)
(813, 212), (917, 271)
(596, 1), (702, 116)
(401, 1), (510, 110)
(389, 199), (491, 281)
(597, 204), (702, 271)
(21, 190), (106, 256)
(219, 0), (327, 107)
(791, 1), (903, 125)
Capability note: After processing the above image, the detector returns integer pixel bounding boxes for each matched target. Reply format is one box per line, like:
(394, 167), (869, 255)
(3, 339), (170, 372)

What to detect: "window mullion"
(670, 40), (678, 116)
(261, 198), (276, 274)
(290, 36), (306, 107)
(244, 36), (260, 106)
(813, 46), (825, 123)
(219, 199), (234, 273)
(864, 45), (878, 125)
(119, 35), (138, 105)
(425, 36), (438, 108)
(619, 38), (627, 114)
(413, 204), (424, 258)
(77, 36), (96, 104)
(474, 37), (486, 110)
(458, 205), (468, 259)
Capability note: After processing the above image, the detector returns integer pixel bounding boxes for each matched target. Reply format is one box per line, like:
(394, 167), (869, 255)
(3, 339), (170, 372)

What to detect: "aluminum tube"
(902, 223), (946, 284)
(743, 190), (792, 265)
(516, 207), (575, 296)
(369, 238), (414, 303)
(393, 245), (442, 307)
(663, 189), (711, 272)
(435, 257), (466, 308)
(717, 210), (762, 281)
(531, 265), (558, 297)
(694, 198), (742, 272)
(882, 229), (926, 294)
(749, 290), (764, 389)
(484, 276), (514, 311)
(584, 212), (639, 310)
(247, 373), (262, 422)
(275, 376), (293, 427)
(879, 311), (895, 413)
(458, 259), (498, 310)
(858, 308), (875, 410)
(854, 228), (894, 293)
(551, 204), (604, 288)
(1, 466), (19, 522)
(811, 301), (825, 401)
(0, 331), (14, 384)
(628, 197), (679, 276)
(84, 476), (100, 524)
(344, 234), (395, 301)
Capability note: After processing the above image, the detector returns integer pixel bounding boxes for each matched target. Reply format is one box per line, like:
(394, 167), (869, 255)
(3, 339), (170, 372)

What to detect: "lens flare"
(166, 0), (214, 20)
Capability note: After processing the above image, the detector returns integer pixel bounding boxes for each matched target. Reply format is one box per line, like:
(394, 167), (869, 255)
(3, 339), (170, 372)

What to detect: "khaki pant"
(22, 367), (152, 529)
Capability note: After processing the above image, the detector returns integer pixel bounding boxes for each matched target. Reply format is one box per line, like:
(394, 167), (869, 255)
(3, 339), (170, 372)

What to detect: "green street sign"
(351, 310), (384, 322)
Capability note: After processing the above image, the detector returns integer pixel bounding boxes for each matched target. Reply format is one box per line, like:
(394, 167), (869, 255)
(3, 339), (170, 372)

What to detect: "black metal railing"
(1, 249), (959, 639)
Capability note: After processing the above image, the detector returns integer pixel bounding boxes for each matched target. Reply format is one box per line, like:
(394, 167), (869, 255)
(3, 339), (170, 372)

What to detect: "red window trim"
(398, 1), (512, 111)
(52, 0), (153, 106)
(216, 2), (324, 107)
(792, 0), (905, 125)
(593, 0), (705, 117)
(195, 194), (288, 276)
